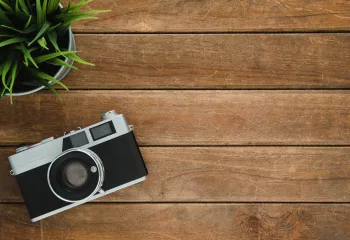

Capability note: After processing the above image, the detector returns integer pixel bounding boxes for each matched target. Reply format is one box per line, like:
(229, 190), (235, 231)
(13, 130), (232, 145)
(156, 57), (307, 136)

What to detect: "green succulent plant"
(0, 0), (109, 103)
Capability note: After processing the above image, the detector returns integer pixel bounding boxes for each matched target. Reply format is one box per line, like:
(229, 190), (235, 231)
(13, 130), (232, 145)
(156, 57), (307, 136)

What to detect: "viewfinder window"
(70, 132), (89, 148)
(90, 122), (116, 141)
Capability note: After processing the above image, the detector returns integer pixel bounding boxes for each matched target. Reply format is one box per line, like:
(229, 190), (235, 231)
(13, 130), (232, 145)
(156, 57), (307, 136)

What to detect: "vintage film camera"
(9, 110), (148, 222)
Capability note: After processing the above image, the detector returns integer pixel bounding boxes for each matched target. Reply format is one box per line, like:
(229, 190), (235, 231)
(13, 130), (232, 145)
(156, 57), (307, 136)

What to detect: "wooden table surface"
(1, 1), (350, 239)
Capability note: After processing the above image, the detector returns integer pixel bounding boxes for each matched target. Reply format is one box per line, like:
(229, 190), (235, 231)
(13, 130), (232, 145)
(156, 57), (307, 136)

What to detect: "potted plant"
(0, 0), (108, 103)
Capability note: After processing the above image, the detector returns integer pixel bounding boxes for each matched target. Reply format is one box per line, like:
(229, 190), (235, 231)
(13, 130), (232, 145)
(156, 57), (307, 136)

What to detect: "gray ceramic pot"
(7, 27), (76, 97)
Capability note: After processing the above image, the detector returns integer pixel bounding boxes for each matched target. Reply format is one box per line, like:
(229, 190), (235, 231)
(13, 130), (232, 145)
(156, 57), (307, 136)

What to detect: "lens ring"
(62, 161), (89, 188)
(47, 148), (104, 203)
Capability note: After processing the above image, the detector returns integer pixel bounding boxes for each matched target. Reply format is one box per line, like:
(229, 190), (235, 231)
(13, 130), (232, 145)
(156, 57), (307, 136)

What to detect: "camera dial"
(16, 137), (54, 153)
(101, 110), (118, 120)
(16, 145), (29, 153)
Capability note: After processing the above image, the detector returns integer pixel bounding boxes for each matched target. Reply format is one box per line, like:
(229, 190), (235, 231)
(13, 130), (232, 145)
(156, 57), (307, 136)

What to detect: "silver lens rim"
(47, 148), (105, 203)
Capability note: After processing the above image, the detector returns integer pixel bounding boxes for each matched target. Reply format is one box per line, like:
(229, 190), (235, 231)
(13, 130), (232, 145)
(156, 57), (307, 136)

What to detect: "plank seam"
(2, 202), (350, 205)
(2, 145), (350, 148)
(55, 88), (350, 91)
(72, 31), (350, 35)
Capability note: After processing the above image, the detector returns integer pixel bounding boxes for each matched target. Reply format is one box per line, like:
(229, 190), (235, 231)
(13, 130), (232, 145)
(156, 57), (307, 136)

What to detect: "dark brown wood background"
(1, 1), (350, 239)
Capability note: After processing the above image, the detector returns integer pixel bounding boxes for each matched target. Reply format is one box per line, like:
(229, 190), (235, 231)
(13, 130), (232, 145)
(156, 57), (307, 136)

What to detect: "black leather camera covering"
(15, 131), (148, 219)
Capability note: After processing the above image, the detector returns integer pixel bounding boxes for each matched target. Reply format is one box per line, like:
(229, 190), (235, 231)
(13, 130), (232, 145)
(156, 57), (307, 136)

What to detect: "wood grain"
(62, 34), (350, 89)
(1, 204), (350, 240)
(62, 0), (350, 32)
(1, 147), (350, 203)
(0, 91), (349, 146)
(1, 0), (348, 238)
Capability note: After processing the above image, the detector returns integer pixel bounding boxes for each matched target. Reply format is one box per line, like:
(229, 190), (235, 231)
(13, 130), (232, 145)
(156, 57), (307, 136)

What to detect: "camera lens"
(62, 161), (89, 188)
(48, 149), (104, 202)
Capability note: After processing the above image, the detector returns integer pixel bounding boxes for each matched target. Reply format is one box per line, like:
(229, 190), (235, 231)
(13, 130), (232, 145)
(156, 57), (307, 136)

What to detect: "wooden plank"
(63, 34), (350, 89)
(0, 91), (349, 146)
(63, 0), (350, 32)
(1, 147), (350, 203)
(1, 204), (350, 240)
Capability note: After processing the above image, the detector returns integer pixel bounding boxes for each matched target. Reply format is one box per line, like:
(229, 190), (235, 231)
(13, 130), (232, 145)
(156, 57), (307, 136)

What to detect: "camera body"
(9, 110), (148, 222)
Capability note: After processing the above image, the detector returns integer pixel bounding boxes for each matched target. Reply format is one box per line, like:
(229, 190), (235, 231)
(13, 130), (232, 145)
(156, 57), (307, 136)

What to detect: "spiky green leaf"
(57, 10), (110, 20)
(18, 0), (30, 16)
(34, 51), (76, 63)
(1, 59), (12, 92)
(15, 0), (21, 16)
(0, 34), (17, 38)
(0, 0), (14, 13)
(62, 0), (93, 12)
(9, 61), (19, 104)
(0, 8), (12, 26)
(18, 43), (38, 68)
(47, 0), (60, 14)
(42, 0), (48, 22)
(47, 58), (78, 70)
(24, 15), (32, 29)
(38, 37), (49, 50)
(0, 75), (11, 98)
(47, 31), (60, 52)
(28, 68), (69, 90)
(28, 21), (51, 46)
(1, 24), (36, 34)
(35, 77), (62, 100)
(57, 15), (98, 35)
(36, 0), (44, 27)
(66, 53), (95, 66)
(0, 37), (24, 47)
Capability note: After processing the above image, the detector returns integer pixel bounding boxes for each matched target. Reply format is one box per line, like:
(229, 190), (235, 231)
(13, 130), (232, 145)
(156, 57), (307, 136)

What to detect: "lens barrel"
(47, 149), (104, 203)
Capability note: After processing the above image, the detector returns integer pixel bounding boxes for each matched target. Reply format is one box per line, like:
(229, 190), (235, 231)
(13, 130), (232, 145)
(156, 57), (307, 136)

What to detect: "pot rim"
(7, 3), (76, 97)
